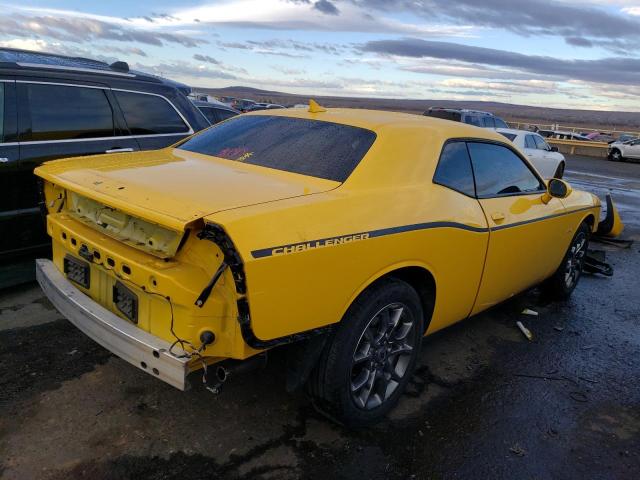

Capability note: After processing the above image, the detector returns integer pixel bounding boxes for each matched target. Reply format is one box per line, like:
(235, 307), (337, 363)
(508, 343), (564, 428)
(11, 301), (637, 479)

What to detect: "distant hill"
(197, 85), (640, 132)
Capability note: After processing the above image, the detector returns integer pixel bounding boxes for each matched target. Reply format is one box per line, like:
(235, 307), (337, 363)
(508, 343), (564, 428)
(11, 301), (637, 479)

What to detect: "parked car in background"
(424, 107), (509, 129)
(233, 98), (257, 112)
(0, 48), (209, 287)
(192, 100), (239, 125)
(586, 132), (615, 143)
(608, 138), (640, 162)
(246, 103), (285, 112)
(617, 134), (638, 143)
(549, 131), (590, 141)
(496, 128), (566, 178)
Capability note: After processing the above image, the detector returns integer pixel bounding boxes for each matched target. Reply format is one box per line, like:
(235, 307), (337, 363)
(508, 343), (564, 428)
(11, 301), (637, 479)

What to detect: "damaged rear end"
(34, 148), (338, 390)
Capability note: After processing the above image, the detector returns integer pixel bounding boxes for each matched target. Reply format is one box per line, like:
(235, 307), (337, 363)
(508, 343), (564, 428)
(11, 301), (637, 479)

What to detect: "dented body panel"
(35, 108), (601, 389)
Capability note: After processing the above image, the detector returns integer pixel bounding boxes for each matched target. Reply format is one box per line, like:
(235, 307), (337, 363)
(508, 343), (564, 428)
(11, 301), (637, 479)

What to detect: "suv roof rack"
(0, 48), (160, 82)
(428, 106), (493, 115)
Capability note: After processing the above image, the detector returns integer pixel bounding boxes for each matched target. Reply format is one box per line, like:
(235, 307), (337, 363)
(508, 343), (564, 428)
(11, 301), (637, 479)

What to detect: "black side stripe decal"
(250, 206), (596, 259)
(251, 221), (487, 258)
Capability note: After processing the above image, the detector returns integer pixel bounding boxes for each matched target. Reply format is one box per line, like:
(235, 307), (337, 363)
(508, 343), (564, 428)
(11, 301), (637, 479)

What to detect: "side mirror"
(542, 179), (572, 204)
(550, 146), (559, 152)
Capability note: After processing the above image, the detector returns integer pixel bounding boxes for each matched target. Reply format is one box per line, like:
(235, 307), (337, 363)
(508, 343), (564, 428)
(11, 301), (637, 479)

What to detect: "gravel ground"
(0, 155), (638, 480)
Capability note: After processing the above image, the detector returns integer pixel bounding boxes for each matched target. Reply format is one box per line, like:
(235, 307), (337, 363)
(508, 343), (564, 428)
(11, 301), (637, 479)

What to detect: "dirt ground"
(1, 156), (639, 480)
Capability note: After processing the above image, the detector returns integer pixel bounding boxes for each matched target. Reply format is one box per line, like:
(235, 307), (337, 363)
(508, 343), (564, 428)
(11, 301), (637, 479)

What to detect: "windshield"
(178, 115), (376, 182)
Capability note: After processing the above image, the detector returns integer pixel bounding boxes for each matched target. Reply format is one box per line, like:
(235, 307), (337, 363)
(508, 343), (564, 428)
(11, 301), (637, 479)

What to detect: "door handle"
(105, 148), (134, 153)
(0, 158), (8, 163)
(491, 212), (505, 223)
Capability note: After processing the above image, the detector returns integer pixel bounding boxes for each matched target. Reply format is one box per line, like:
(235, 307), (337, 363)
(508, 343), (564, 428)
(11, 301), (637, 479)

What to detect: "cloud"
(193, 53), (220, 65)
(565, 37), (593, 48)
(348, 0), (640, 51)
(0, 12), (206, 48)
(270, 65), (307, 75)
(360, 38), (640, 86)
(0, 38), (48, 51)
(313, 0), (340, 15)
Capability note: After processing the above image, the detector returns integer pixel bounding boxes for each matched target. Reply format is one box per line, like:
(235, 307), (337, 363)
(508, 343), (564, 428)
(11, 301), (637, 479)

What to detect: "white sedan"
(608, 139), (640, 162)
(496, 128), (566, 178)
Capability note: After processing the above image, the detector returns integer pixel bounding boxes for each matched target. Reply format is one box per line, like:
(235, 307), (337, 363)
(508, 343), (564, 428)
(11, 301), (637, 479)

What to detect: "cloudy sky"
(2, 0), (640, 111)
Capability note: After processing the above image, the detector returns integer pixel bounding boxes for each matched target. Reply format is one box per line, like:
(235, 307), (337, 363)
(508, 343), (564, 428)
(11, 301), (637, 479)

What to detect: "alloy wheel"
(350, 303), (416, 410)
(564, 232), (587, 289)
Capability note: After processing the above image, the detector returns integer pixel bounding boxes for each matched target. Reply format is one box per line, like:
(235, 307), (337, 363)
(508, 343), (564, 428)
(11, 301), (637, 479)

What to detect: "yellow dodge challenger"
(35, 103), (601, 426)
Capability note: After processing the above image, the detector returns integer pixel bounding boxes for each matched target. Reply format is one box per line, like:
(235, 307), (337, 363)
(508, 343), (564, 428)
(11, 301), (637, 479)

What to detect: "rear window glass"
(178, 115), (376, 182)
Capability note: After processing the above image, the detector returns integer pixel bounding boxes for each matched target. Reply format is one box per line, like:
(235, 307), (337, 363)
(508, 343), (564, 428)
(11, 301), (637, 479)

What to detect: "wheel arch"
(340, 262), (437, 334)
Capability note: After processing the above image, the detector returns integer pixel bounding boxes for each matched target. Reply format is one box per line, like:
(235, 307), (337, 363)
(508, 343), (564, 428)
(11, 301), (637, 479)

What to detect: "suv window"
(464, 115), (482, 127)
(482, 116), (495, 128)
(533, 135), (549, 150)
(115, 91), (189, 135)
(433, 141), (475, 196)
(468, 142), (544, 197)
(426, 110), (462, 122)
(24, 83), (115, 141)
(178, 115), (376, 182)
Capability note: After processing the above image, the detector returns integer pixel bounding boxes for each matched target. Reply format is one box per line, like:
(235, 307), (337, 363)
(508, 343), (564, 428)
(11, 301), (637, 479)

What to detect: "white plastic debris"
(521, 308), (539, 316)
(516, 321), (533, 341)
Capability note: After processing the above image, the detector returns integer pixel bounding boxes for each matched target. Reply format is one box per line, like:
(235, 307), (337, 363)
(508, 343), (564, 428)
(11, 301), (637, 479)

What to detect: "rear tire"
(308, 278), (424, 427)
(542, 221), (590, 300)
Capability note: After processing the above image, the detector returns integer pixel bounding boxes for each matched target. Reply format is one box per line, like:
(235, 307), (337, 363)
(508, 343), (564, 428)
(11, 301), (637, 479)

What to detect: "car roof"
(246, 107), (509, 142)
(0, 47), (191, 91)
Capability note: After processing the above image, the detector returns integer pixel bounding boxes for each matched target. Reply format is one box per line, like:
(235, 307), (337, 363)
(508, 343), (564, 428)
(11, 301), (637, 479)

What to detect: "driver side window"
(468, 142), (544, 197)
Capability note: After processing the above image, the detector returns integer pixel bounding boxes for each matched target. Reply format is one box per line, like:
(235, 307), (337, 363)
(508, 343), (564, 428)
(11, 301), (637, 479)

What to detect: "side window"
(198, 107), (217, 125)
(0, 83), (4, 142)
(24, 83), (115, 141)
(464, 115), (482, 127)
(494, 117), (508, 129)
(114, 91), (189, 135)
(533, 135), (549, 151)
(468, 142), (544, 197)
(482, 116), (495, 128)
(433, 141), (476, 197)
(525, 135), (537, 149)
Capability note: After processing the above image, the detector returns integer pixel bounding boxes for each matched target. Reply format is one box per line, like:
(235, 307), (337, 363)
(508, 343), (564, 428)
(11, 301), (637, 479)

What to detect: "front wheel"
(308, 278), (424, 426)
(553, 161), (565, 179)
(608, 149), (623, 162)
(542, 221), (590, 299)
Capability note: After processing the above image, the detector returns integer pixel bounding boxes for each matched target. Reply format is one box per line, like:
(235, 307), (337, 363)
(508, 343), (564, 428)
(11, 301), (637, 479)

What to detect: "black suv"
(424, 107), (509, 129)
(0, 48), (209, 287)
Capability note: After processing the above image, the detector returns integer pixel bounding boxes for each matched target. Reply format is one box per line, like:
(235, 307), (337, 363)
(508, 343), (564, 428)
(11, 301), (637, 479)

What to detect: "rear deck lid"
(35, 148), (340, 232)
